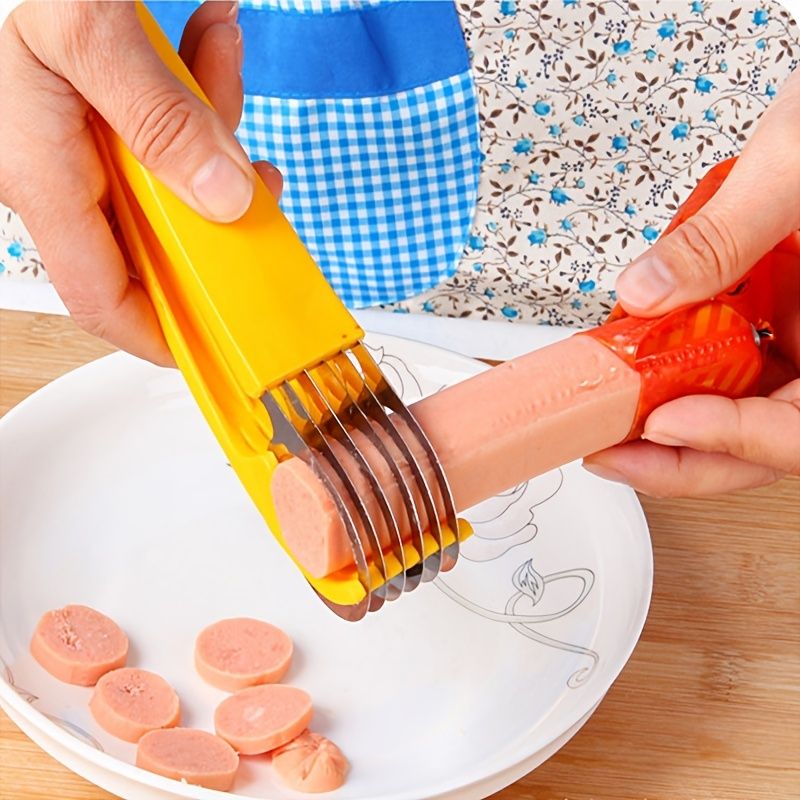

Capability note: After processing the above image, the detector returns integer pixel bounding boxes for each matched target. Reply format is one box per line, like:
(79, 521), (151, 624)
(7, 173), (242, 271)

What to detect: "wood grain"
(1, 309), (798, 800)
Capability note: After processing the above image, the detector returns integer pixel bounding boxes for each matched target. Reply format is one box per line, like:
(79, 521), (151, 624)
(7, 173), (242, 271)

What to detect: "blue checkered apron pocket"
(149, 1), (481, 309)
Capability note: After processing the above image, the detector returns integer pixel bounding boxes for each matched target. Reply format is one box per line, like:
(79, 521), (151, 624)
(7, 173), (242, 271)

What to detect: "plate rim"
(0, 336), (653, 800)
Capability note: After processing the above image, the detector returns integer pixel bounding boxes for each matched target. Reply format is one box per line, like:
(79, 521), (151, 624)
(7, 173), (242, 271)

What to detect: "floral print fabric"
(387, 0), (799, 325)
(1, 0), (798, 329)
(0, 207), (44, 281)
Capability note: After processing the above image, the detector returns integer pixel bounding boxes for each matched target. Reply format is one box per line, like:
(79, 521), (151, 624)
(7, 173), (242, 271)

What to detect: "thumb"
(23, 2), (254, 223)
(616, 71), (800, 317)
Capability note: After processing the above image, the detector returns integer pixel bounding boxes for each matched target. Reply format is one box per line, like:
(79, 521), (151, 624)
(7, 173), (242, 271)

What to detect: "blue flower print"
(658, 18), (678, 39)
(609, 290), (618, 302)
(550, 187), (571, 204)
(468, 234), (485, 251)
(549, 124), (562, 136)
(484, 288), (495, 299)
(516, 75), (528, 90)
(501, 306), (519, 318)
(560, 218), (574, 231)
(766, 83), (777, 97)
(645, 48), (657, 61)
(0, 261), (5, 274)
(533, 100), (551, 116)
(573, 114), (586, 126)
(695, 76), (714, 93)
(528, 228), (548, 245)
(613, 40), (631, 55)
(529, 171), (541, 185)
(691, 0), (704, 13)
(570, 298), (583, 310)
(563, 0), (578, 7)
(671, 121), (690, 139)
(393, 307), (410, 314)
(642, 226), (660, 241)
(423, 300), (435, 312)
(513, 138), (533, 153)
(704, 107), (717, 121)
(756, 38), (767, 50)
(606, 72), (618, 85)
(631, 119), (642, 131)
(500, 0), (517, 17)
(719, 61), (728, 73)
(752, 8), (769, 26)
(500, 162), (512, 173)
(473, 263), (483, 272)
(624, 203), (637, 216)
(578, 279), (596, 292)
(673, 59), (685, 74)
(486, 221), (498, 232)
(504, 29), (515, 40)
(576, 178), (586, 189)
(611, 134), (628, 151)
(614, 162), (627, 173)
(7, 241), (23, 259)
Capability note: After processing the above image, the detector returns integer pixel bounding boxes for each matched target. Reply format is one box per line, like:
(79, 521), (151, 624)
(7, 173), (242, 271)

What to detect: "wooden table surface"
(1, 308), (798, 800)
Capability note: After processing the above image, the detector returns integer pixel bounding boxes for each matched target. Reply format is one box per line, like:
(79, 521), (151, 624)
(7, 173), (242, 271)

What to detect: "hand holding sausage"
(586, 70), (800, 496)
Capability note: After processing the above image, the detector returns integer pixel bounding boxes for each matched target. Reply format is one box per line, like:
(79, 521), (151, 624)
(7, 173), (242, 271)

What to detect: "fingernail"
(226, 1), (239, 22)
(616, 255), (676, 309)
(642, 431), (688, 447)
(191, 154), (253, 221)
(582, 462), (630, 485)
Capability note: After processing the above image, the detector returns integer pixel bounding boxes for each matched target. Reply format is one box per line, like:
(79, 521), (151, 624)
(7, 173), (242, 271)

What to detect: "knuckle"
(63, 299), (109, 339)
(126, 87), (201, 168)
(61, 290), (124, 342)
(666, 212), (740, 286)
(71, 311), (109, 340)
(69, 303), (123, 341)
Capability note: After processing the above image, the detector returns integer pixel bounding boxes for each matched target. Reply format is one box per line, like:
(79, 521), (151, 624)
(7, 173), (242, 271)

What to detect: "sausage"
(195, 618), (293, 692)
(30, 605), (129, 686)
(90, 667), (180, 742)
(214, 684), (313, 755)
(271, 335), (641, 577)
(271, 730), (349, 793)
(136, 728), (239, 791)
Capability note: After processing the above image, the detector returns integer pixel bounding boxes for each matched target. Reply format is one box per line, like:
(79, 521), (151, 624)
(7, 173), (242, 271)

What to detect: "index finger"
(30, 200), (174, 366)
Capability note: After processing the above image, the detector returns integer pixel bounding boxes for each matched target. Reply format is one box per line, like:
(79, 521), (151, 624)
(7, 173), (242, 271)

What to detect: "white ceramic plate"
(0, 333), (652, 800)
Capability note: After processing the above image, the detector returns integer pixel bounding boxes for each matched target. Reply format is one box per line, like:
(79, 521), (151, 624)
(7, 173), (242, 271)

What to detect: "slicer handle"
(94, 2), (363, 397)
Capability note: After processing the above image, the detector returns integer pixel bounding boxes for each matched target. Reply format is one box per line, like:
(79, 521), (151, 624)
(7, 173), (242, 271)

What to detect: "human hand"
(0, 1), (282, 365)
(584, 69), (800, 497)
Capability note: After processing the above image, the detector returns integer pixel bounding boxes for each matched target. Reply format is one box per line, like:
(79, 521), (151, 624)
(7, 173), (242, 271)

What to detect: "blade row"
(262, 344), (459, 620)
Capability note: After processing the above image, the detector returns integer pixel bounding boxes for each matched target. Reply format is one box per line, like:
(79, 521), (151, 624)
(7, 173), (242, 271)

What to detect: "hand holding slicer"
(93, 5), (774, 620)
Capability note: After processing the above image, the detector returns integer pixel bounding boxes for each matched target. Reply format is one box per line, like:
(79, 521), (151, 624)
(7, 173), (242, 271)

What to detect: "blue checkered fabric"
(237, 72), (480, 308)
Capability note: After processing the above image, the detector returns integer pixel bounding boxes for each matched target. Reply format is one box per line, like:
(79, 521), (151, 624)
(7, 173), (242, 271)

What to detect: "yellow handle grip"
(99, 2), (363, 398)
(92, 3), (369, 607)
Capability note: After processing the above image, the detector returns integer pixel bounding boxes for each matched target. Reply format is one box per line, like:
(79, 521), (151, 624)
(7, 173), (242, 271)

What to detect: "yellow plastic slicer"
(91, 3), (468, 620)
